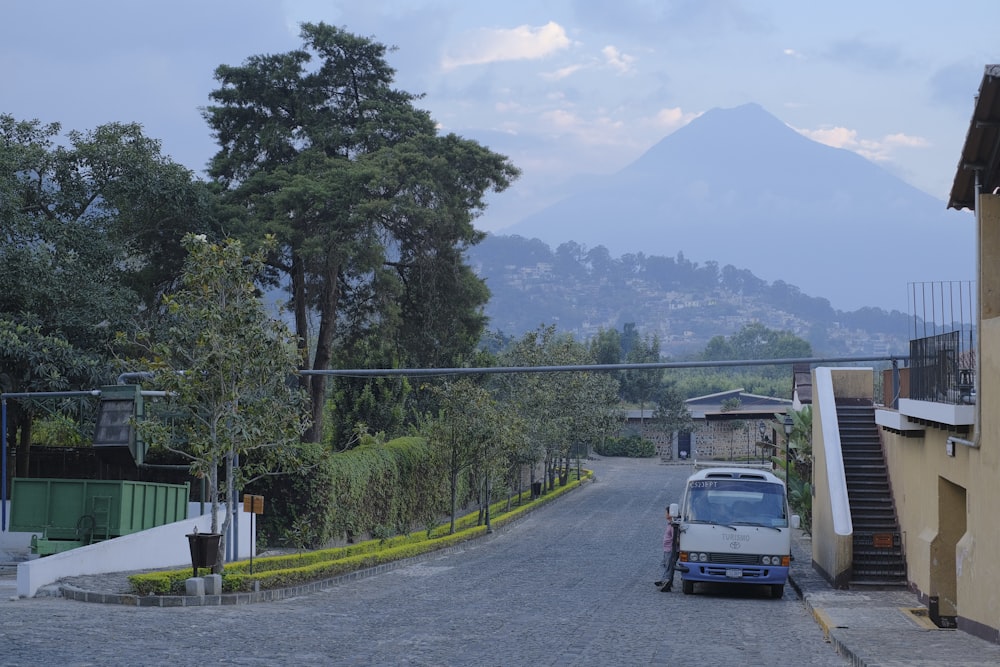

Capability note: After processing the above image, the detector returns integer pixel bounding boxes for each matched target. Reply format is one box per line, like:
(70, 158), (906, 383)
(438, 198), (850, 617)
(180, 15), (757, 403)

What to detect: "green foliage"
(204, 22), (519, 445)
(282, 517), (322, 553)
(589, 328), (622, 366)
(770, 407), (814, 532)
(493, 326), (621, 471)
(0, 319), (108, 473)
(251, 434), (460, 549)
(0, 114), (215, 320)
(132, 235), (311, 565)
(786, 406), (813, 531)
(128, 468), (592, 596)
(249, 441), (337, 549)
(652, 385), (694, 436)
(30, 414), (86, 447)
(703, 322), (812, 367)
(721, 397), (742, 411)
(420, 379), (518, 532)
(621, 330), (662, 407)
(0, 320), (105, 395)
(1, 113), (215, 471)
(326, 375), (411, 449)
(595, 434), (656, 458)
(787, 474), (813, 533)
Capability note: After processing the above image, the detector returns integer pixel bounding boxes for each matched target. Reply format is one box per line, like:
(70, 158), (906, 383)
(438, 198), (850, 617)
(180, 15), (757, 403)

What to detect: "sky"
(2, 0), (998, 235)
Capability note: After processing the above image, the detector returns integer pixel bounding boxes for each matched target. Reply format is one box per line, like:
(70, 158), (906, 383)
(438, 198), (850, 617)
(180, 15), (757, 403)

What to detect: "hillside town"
(472, 242), (910, 357)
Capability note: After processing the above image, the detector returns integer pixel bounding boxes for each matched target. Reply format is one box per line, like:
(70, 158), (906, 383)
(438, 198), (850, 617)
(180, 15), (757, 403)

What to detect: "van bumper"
(678, 562), (789, 585)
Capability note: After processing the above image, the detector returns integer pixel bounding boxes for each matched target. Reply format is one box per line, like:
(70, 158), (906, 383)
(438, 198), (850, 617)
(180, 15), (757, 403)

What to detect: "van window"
(685, 479), (788, 527)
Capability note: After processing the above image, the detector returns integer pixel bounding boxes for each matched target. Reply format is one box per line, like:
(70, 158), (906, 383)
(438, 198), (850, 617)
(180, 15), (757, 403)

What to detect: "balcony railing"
(906, 281), (976, 406)
(909, 331), (975, 404)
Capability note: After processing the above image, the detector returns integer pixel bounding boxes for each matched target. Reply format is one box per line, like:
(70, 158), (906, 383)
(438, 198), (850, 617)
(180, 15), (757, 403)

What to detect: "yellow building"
(810, 65), (1000, 644)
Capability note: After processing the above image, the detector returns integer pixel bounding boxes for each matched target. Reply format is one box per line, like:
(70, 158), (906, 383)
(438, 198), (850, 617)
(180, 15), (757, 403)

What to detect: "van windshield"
(684, 479), (788, 528)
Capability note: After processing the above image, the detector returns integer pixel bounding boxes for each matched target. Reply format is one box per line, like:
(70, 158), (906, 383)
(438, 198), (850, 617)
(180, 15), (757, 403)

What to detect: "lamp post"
(783, 413), (794, 498)
(757, 421), (766, 463)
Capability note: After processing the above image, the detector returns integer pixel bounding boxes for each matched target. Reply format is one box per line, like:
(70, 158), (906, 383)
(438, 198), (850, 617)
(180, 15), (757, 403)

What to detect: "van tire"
(682, 580), (694, 595)
(770, 584), (784, 599)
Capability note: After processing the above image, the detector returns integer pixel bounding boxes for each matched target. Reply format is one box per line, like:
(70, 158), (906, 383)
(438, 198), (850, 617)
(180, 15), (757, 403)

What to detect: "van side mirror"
(669, 503), (679, 517)
(790, 515), (801, 529)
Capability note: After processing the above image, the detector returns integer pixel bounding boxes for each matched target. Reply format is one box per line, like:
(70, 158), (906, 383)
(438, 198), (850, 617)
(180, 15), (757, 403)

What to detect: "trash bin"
(186, 532), (222, 576)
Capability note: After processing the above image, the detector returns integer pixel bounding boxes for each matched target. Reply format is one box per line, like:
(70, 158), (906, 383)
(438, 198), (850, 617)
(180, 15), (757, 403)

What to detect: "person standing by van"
(655, 507), (677, 592)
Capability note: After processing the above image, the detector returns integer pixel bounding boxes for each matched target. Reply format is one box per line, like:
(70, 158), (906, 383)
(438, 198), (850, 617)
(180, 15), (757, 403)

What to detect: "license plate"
(725, 568), (743, 579)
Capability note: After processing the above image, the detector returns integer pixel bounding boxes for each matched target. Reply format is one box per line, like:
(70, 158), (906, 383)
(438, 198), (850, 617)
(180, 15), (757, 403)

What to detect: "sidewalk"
(788, 530), (1000, 666)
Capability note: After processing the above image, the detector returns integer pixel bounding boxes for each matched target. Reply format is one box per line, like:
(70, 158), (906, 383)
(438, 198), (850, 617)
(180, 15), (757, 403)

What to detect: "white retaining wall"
(1, 501), (254, 598)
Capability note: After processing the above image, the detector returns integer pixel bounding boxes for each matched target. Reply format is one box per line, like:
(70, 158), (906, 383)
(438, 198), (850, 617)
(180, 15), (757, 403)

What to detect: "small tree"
(135, 234), (310, 572)
(426, 379), (502, 534)
(494, 326), (620, 489)
(652, 385), (693, 456)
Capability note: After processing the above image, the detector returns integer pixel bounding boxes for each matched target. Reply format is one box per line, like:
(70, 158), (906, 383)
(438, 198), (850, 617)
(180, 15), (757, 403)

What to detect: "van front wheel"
(682, 580), (694, 595)
(770, 584), (784, 599)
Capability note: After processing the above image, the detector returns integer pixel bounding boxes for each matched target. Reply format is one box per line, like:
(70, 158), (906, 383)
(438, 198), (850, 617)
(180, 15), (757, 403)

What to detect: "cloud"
(442, 21), (572, 70)
(799, 126), (860, 150)
(796, 125), (929, 163)
(883, 133), (930, 149)
(652, 107), (701, 131)
(535, 107), (627, 148)
(540, 63), (586, 81)
(601, 45), (635, 73)
(783, 48), (803, 59)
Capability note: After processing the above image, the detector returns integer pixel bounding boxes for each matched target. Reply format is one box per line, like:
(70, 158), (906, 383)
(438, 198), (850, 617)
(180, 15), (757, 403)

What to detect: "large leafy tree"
(203, 23), (519, 443)
(135, 235), (310, 572)
(2, 117), (135, 350)
(0, 115), (215, 468)
(703, 322), (812, 363)
(0, 115), (218, 316)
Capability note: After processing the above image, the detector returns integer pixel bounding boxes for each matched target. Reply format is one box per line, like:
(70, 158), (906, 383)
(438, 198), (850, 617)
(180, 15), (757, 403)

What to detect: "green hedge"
(595, 434), (656, 458)
(248, 436), (461, 549)
(129, 468), (592, 596)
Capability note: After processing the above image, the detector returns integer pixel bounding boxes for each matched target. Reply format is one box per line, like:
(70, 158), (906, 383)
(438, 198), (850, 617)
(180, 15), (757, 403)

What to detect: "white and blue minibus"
(670, 465), (800, 598)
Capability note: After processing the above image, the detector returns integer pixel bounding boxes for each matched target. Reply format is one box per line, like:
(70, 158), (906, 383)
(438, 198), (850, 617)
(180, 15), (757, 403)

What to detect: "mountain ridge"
(468, 233), (912, 358)
(502, 103), (973, 312)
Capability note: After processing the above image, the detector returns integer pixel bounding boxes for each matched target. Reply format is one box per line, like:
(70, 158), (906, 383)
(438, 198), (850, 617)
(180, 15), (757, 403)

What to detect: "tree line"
(1, 22), (812, 559)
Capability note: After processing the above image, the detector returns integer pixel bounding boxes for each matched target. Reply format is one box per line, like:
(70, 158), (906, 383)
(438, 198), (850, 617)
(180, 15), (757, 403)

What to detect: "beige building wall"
(879, 192), (1000, 638)
(621, 418), (674, 459)
(694, 421), (757, 460)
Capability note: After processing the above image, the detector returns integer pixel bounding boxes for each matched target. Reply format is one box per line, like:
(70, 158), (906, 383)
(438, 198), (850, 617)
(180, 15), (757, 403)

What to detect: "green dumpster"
(9, 478), (190, 555)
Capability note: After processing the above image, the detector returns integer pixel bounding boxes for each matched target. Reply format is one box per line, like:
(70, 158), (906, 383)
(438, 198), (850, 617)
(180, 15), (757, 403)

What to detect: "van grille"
(709, 553), (760, 565)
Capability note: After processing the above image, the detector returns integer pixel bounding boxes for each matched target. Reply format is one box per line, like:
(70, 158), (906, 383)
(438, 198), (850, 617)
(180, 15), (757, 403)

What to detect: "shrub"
(595, 434), (655, 458)
(247, 435), (452, 548)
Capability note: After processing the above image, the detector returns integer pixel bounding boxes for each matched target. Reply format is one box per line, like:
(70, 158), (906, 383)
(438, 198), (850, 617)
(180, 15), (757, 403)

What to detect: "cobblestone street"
(1, 458), (846, 666)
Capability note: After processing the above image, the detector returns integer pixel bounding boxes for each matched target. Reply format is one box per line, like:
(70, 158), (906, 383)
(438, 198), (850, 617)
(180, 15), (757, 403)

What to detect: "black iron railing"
(909, 331), (975, 404)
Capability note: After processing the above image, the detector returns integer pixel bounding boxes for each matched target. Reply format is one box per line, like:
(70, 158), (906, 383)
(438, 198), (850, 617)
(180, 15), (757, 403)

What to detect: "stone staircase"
(837, 401), (907, 587)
